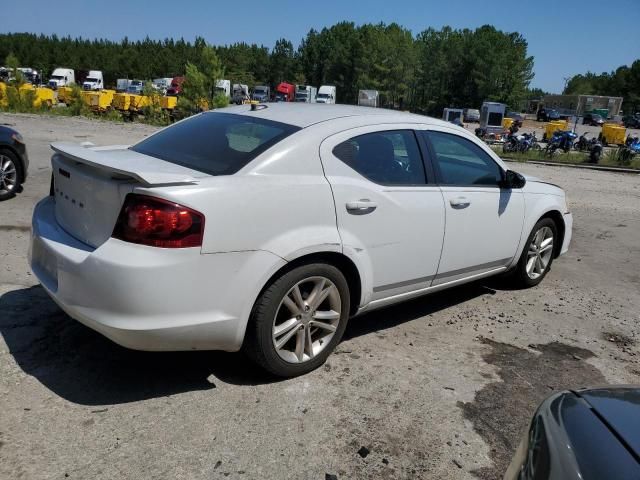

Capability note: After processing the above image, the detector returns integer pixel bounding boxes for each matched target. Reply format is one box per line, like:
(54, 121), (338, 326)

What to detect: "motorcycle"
(544, 130), (577, 157)
(619, 135), (640, 165)
(587, 136), (603, 164)
(520, 132), (541, 152)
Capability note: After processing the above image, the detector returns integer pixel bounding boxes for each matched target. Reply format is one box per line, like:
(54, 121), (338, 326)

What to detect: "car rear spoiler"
(50, 142), (200, 186)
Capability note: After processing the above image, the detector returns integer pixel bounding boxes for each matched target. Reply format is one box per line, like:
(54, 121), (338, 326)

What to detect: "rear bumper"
(560, 212), (572, 255)
(29, 197), (287, 351)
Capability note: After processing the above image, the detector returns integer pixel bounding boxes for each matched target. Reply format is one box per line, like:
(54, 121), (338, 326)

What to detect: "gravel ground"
(1, 113), (639, 480)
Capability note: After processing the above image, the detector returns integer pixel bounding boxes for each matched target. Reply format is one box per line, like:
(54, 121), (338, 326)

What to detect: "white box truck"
(116, 79), (132, 92)
(232, 84), (250, 104)
(152, 77), (173, 94)
(443, 108), (464, 123)
(216, 79), (231, 98)
(358, 89), (379, 107)
(478, 102), (507, 137)
(48, 68), (75, 89)
(295, 85), (317, 103)
(317, 85), (336, 104)
(82, 71), (104, 91)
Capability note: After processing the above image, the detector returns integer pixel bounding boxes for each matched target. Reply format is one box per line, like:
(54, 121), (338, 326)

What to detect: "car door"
(320, 126), (445, 303)
(420, 128), (525, 285)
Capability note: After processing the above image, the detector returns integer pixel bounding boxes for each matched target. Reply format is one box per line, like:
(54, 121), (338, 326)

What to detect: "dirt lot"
(1, 113), (639, 480)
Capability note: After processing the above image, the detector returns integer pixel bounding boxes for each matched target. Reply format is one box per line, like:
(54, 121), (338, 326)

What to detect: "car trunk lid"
(51, 142), (206, 248)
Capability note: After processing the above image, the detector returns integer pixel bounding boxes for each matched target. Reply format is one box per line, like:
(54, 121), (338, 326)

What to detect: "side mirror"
(502, 169), (526, 189)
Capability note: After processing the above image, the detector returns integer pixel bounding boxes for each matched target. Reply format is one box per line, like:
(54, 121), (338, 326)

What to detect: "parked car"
(0, 125), (29, 201)
(463, 108), (480, 122)
(537, 108), (560, 122)
(583, 113), (604, 126)
(30, 104), (572, 377)
(507, 111), (524, 127)
(505, 386), (640, 479)
(316, 85), (336, 104)
(251, 85), (270, 103)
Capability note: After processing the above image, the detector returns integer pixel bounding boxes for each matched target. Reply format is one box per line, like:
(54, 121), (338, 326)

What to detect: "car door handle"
(346, 200), (377, 214)
(449, 197), (471, 208)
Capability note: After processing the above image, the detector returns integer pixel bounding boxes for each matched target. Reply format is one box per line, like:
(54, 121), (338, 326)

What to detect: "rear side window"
(424, 131), (503, 186)
(332, 130), (426, 185)
(131, 112), (300, 176)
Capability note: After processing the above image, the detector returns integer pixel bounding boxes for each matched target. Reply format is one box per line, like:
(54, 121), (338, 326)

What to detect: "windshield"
(593, 114), (603, 120)
(51, 75), (63, 80)
(254, 89), (266, 94)
(130, 113), (300, 176)
(317, 93), (329, 99)
(86, 77), (98, 82)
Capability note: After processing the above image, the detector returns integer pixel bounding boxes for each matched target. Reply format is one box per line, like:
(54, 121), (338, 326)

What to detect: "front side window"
(131, 112), (300, 176)
(425, 131), (503, 186)
(332, 130), (426, 185)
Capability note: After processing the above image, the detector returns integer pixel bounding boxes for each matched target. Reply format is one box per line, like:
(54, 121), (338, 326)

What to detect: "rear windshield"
(130, 112), (300, 176)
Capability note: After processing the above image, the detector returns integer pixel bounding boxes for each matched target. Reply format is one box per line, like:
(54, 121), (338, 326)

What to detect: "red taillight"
(112, 194), (204, 248)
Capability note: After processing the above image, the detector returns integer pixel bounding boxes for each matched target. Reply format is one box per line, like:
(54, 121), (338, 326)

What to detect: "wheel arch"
(538, 210), (565, 258)
(256, 251), (363, 317)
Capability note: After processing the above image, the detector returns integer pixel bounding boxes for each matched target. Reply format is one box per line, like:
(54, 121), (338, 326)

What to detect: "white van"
(317, 85), (336, 104)
(48, 68), (75, 89)
(82, 71), (104, 91)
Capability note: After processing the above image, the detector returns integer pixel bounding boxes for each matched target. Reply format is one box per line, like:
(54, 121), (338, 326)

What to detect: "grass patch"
(491, 145), (640, 170)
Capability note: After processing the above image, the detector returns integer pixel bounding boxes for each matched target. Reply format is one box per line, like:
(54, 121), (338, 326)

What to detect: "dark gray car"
(505, 386), (640, 480)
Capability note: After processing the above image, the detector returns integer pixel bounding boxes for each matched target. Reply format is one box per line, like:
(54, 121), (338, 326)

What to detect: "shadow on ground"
(1, 282), (494, 406)
(459, 338), (607, 479)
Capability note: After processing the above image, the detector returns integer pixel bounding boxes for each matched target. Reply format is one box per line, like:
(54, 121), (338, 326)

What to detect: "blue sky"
(4, 0), (639, 92)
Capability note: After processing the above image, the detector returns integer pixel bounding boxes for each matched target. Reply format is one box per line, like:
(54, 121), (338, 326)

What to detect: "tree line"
(1, 24), (535, 114)
(564, 60), (640, 113)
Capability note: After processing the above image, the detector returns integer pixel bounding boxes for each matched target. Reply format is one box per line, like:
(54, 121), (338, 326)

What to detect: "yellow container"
(57, 86), (73, 104)
(81, 90), (94, 107)
(34, 87), (55, 108)
(89, 89), (115, 111)
(0, 82), (7, 107)
(160, 95), (177, 110)
(129, 94), (152, 111)
(601, 123), (626, 145)
(113, 93), (132, 111)
(18, 84), (55, 108)
(545, 120), (568, 140)
(502, 117), (514, 130)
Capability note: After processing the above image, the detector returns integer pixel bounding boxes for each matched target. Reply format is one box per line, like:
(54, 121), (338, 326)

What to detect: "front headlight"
(11, 132), (24, 144)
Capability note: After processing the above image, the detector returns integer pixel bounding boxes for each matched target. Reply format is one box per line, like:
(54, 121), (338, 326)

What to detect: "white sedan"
(29, 104), (572, 377)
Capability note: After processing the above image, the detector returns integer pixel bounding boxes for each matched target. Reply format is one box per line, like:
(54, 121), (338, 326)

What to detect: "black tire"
(509, 218), (558, 288)
(0, 148), (24, 201)
(243, 263), (351, 377)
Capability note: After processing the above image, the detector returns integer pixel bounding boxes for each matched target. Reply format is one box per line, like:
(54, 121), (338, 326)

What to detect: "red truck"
(166, 76), (185, 96)
(275, 82), (295, 102)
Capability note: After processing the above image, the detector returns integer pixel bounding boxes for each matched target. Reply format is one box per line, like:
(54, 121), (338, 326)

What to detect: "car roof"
(210, 103), (452, 129)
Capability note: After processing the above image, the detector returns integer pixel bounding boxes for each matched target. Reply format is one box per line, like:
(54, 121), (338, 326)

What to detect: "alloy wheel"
(272, 276), (342, 363)
(0, 154), (18, 194)
(526, 226), (554, 280)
